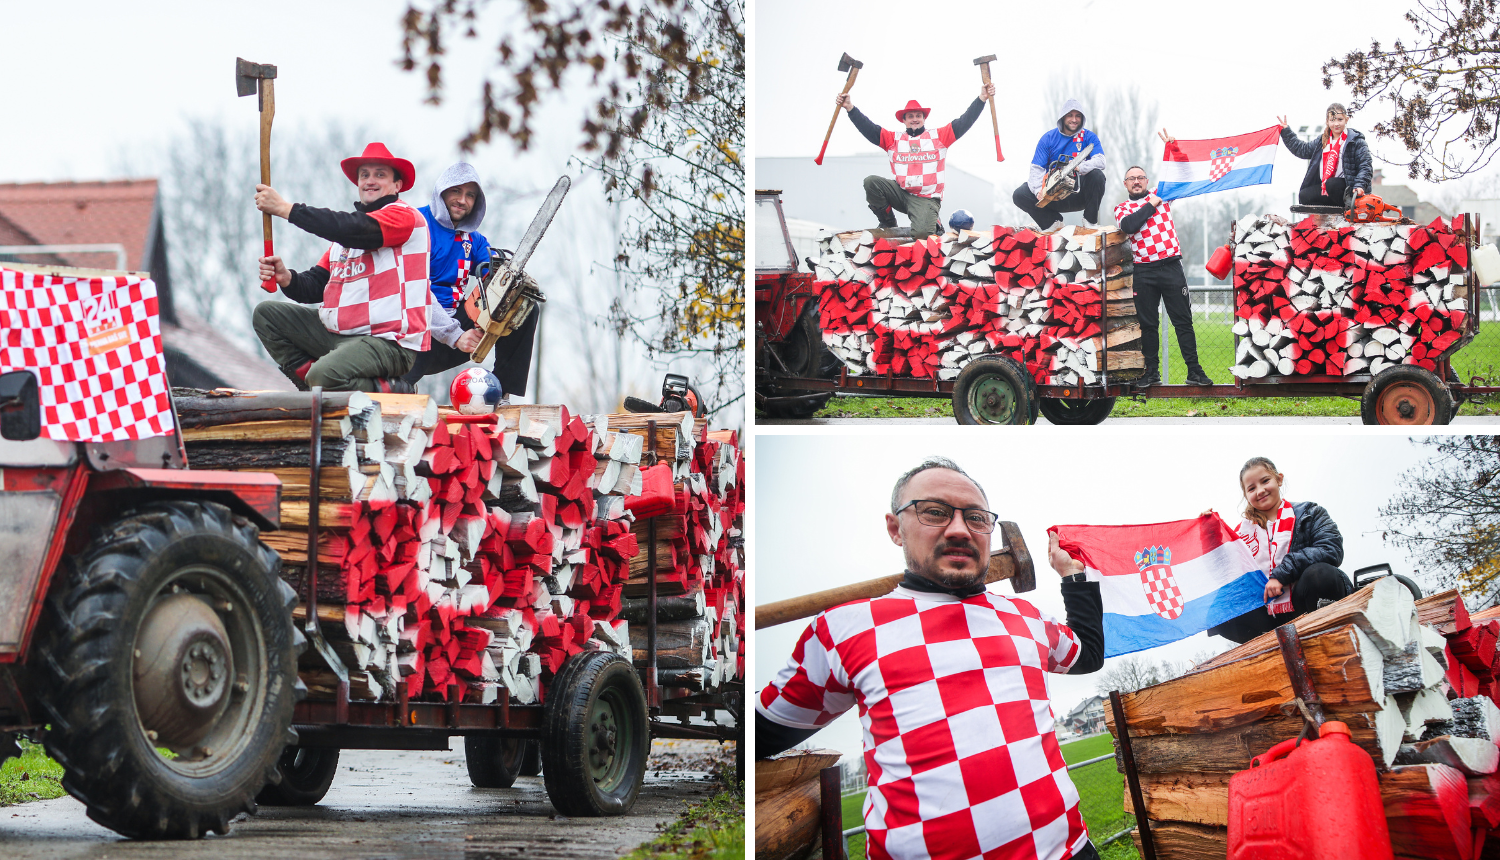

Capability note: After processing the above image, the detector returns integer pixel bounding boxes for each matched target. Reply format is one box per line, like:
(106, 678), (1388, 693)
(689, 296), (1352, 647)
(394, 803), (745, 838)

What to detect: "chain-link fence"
(1147, 285), (1500, 387)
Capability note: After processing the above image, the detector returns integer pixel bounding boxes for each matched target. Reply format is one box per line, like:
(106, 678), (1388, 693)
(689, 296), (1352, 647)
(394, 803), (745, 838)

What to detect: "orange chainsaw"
(1348, 193), (1403, 224)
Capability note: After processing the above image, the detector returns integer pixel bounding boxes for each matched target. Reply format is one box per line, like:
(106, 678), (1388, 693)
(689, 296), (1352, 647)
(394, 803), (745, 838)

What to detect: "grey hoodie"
(1028, 98), (1108, 195)
(429, 162), (487, 232)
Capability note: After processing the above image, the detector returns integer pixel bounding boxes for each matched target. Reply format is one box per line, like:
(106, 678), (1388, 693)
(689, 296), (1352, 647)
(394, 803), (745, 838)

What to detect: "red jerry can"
(1206, 243), (1234, 281)
(1227, 721), (1393, 860)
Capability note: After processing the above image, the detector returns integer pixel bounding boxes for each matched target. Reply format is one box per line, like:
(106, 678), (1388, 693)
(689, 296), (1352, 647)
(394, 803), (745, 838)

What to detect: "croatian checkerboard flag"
(1155, 125), (1282, 202)
(1049, 515), (1268, 656)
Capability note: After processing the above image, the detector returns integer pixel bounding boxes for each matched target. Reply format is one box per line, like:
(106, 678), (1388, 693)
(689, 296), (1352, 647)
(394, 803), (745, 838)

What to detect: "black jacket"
(1271, 501), (1344, 585)
(1280, 127), (1373, 198)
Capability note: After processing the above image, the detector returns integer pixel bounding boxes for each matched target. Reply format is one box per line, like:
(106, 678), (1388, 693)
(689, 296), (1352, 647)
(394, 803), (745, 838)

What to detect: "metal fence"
(1147, 285), (1500, 387)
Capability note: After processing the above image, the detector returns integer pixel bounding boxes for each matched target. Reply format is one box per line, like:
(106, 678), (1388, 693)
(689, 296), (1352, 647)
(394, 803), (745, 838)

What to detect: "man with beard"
(757, 457), (1106, 860)
(1012, 99), (1107, 230)
(1113, 154), (1214, 387)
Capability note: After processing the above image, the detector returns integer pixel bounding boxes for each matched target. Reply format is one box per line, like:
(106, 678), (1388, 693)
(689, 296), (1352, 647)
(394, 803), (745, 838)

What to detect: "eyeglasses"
(895, 500), (999, 533)
(1125, 175), (1148, 183)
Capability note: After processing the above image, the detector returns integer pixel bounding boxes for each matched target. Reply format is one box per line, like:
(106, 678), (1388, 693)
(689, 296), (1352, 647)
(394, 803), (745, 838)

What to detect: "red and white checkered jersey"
(1113, 197), (1182, 264)
(758, 586), (1090, 860)
(318, 200), (432, 350)
(0, 267), (174, 442)
(880, 126), (958, 199)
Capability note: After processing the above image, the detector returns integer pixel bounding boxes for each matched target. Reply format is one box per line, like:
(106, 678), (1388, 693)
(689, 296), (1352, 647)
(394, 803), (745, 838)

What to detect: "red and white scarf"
(1238, 499), (1296, 614)
(1320, 133), (1346, 196)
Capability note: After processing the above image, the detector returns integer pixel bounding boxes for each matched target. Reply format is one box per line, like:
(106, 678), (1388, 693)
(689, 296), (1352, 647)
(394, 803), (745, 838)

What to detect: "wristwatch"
(1061, 571), (1088, 584)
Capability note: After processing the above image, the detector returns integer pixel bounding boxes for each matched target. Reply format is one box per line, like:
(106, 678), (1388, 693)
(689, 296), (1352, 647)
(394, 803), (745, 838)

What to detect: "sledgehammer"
(236, 58), (278, 293)
(754, 521), (1035, 629)
(974, 54), (1003, 162)
(815, 53), (863, 166)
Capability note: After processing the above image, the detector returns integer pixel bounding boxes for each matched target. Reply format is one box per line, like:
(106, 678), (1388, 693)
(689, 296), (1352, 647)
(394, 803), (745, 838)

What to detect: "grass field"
(774, 309), (1500, 421)
(0, 739), (65, 806)
(837, 734), (1140, 860)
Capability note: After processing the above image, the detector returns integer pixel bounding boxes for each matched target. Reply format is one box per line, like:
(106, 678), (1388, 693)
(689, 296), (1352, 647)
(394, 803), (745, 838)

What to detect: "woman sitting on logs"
(1206, 456), (1354, 644)
(1278, 103), (1373, 209)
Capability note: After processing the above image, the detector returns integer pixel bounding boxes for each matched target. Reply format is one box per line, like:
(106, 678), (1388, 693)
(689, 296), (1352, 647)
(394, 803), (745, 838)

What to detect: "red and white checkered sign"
(758, 588), (1090, 860)
(1113, 197), (1182, 264)
(0, 267), (173, 442)
(888, 130), (949, 200)
(320, 200), (432, 351)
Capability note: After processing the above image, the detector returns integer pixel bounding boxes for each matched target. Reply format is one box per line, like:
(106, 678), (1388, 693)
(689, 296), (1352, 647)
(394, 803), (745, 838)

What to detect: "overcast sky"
(748, 0), (1491, 216)
(751, 429), (1438, 763)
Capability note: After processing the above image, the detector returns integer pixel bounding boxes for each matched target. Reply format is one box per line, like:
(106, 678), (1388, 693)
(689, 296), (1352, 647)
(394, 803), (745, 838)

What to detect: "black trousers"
(1208, 563), (1353, 644)
(1012, 169), (1106, 229)
(1298, 174), (1348, 208)
(1133, 258), (1202, 372)
(402, 300), (539, 397)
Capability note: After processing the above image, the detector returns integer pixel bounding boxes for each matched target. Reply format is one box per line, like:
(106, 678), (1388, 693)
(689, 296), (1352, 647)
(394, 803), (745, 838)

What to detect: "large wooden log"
(1124, 772), (1233, 827)
(173, 390), (374, 428)
(620, 592), (707, 624)
(755, 749), (843, 800)
(181, 419), (343, 443)
(1133, 822), (1226, 860)
(631, 618), (711, 669)
(1118, 624), (1384, 735)
(183, 440), (352, 470)
(755, 776), (822, 860)
(1197, 577), (1414, 669)
(1114, 713), (1390, 775)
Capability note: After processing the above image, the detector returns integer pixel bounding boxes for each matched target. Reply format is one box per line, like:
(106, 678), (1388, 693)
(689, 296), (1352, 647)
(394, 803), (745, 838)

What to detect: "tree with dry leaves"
(1381, 436), (1500, 607)
(400, 0), (745, 417)
(1322, 0), (1500, 181)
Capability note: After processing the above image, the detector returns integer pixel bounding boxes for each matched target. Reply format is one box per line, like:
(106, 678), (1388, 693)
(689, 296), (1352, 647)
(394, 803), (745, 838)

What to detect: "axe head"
(235, 57), (277, 98)
(973, 54), (997, 66)
(837, 52), (863, 72)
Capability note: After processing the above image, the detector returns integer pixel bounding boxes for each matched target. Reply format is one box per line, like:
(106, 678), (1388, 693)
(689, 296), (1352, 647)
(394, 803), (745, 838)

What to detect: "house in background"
(1059, 694), (1107, 739)
(0, 179), (292, 391)
(1370, 169), (1449, 225)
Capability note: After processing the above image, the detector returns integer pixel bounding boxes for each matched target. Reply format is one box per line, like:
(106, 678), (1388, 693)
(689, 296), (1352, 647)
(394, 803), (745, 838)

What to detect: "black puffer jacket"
(1269, 501), (1344, 585)
(1280, 127), (1373, 198)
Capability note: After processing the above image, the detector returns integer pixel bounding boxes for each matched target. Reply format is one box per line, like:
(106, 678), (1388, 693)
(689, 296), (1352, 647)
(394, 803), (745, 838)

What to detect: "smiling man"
(251, 142), (474, 393)
(835, 83), (995, 238)
(757, 457), (1107, 860)
(1012, 99), (1107, 231)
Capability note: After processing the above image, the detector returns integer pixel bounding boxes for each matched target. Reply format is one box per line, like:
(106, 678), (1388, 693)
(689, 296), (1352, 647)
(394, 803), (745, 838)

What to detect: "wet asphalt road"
(0, 740), (731, 860)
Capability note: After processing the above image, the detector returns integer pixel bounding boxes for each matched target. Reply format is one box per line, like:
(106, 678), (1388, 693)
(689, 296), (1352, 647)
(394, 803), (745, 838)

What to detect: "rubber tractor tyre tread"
(518, 739), (543, 777)
(952, 356), (1037, 425)
(1360, 365), (1452, 425)
(1037, 396), (1116, 425)
(539, 652), (649, 817)
(759, 304), (834, 419)
(33, 500), (303, 839)
(256, 747), (340, 806)
(464, 735), (526, 788)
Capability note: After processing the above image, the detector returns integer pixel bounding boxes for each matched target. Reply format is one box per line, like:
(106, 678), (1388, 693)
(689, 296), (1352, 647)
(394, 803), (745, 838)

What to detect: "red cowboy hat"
(340, 142), (416, 192)
(894, 100), (931, 122)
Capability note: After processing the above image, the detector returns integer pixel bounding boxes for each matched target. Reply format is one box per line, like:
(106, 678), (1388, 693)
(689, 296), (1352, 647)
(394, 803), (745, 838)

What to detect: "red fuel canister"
(1206, 243), (1234, 281)
(1227, 721), (1393, 860)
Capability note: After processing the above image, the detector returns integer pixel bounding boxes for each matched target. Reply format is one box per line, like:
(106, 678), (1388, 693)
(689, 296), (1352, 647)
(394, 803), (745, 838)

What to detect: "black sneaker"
(1134, 369), (1161, 388)
(375, 378), (416, 394)
(1185, 368), (1215, 386)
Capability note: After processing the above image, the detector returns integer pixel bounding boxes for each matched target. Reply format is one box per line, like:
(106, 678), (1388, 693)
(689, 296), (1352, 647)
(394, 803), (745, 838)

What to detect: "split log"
(181, 419), (343, 443)
(1118, 713), (1391, 775)
(1124, 772), (1233, 827)
(173, 390), (374, 428)
(1198, 577), (1414, 668)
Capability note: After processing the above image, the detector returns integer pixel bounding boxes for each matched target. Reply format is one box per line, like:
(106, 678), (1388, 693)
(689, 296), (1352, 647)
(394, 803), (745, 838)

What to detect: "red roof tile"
(0, 179), (158, 270)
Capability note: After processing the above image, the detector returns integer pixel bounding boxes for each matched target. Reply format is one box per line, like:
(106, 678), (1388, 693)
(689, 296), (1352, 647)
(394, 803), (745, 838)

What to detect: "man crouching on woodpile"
(757, 457), (1107, 860)
(252, 142), (477, 393)
(1013, 99), (1107, 230)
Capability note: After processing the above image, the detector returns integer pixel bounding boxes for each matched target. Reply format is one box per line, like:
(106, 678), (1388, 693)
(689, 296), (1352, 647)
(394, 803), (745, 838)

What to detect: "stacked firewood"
(1108, 579), (1500, 859)
(1232, 215), (1471, 379)
(812, 225), (1145, 386)
(177, 390), (743, 708)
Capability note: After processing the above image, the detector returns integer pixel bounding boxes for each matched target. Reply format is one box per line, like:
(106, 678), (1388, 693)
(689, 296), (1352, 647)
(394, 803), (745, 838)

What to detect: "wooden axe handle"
(259, 79), (277, 293)
(978, 63), (1003, 162)
(815, 67), (860, 165)
(755, 522), (1034, 630)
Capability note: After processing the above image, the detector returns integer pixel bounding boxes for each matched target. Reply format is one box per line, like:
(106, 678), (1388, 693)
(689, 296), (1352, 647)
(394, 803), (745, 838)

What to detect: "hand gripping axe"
(236, 58), (279, 293)
(815, 53), (862, 166)
(974, 54), (1003, 162)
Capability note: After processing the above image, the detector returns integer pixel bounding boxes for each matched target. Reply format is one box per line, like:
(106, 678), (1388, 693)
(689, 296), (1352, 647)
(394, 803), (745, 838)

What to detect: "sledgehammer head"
(235, 57), (277, 101)
(973, 54), (997, 66)
(837, 52), (863, 72)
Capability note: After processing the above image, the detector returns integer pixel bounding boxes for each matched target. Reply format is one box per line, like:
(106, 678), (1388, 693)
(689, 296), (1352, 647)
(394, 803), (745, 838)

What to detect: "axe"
(973, 54), (1003, 162)
(815, 53), (863, 166)
(754, 521), (1035, 630)
(236, 58), (279, 293)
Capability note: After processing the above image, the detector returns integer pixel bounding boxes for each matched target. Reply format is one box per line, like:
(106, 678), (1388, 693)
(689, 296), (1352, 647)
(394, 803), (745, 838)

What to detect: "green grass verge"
(838, 734), (1140, 860)
(0, 739), (66, 806)
(625, 784), (745, 860)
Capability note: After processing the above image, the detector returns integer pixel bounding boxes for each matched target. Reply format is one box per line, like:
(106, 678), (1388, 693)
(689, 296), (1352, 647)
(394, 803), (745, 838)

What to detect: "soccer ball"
(948, 209), (975, 232)
(450, 368), (503, 414)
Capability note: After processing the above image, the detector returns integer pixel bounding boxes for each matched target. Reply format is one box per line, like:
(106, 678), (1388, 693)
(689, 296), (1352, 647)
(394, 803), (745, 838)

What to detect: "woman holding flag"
(1206, 457), (1355, 644)
(1278, 103), (1373, 208)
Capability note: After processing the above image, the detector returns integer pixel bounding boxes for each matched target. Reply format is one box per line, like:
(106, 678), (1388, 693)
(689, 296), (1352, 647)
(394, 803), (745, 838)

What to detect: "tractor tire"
(540, 652), (649, 816)
(952, 356), (1037, 425)
(464, 735), (528, 788)
(257, 747), (339, 806)
(1361, 366), (1453, 425)
(1038, 396), (1116, 425)
(518, 739), (543, 777)
(759, 304), (835, 419)
(34, 501), (303, 839)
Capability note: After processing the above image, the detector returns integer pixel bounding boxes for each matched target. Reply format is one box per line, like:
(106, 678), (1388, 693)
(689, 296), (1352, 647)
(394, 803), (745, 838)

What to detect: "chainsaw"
(462, 176), (570, 363)
(1038, 143), (1093, 208)
(623, 374), (704, 418)
(1347, 193), (1404, 224)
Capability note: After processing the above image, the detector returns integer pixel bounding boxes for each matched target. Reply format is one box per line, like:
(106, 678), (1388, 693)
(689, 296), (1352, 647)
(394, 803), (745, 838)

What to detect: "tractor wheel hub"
(133, 593), (232, 748)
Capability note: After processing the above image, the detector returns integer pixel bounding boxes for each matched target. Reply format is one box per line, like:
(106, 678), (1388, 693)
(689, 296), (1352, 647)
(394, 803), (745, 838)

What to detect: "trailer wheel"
(1038, 397), (1116, 425)
(34, 501), (302, 839)
(464, 735), (528, 788)
(519, 739), (543, 777)
(952, 356), (1036, 425)
(541, 652), (648, 816)
(257, 747), (339, 805)
(1361, 366), (1452, 425)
